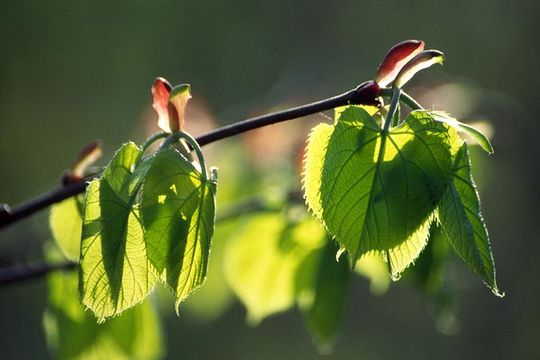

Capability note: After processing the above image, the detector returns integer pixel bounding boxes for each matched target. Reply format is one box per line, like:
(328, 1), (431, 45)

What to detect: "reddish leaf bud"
(152, 77), (173, 132)
(63, 141), (103, 184)
(152, 77), (191, 133)
(393, 50), (444, 88)
(375, 40), (425, 87)
(167, 84), (191, 133)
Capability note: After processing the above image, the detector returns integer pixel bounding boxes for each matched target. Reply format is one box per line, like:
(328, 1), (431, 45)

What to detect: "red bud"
(151, 77), (173, 132)
(63, 141), (103, 184)
(375, 40), (425, 87)
(167, 84), (191, 132)
(393, 50), (444, 88)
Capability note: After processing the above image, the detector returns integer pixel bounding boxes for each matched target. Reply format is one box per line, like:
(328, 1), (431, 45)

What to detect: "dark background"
(1, 1), (538, 359)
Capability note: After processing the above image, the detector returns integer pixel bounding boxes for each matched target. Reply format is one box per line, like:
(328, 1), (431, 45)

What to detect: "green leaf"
(304, 107), (455, 275)
(44, 264), (163, 360)
(438, 144), (503, 296)
(224, 213), (325, 324)
(430, 111), (494, 154)
(140, 148), (217, 311)
(304, 240), (350, 353)
(50, 196), (84, 261)
(80, 142), (157, 322)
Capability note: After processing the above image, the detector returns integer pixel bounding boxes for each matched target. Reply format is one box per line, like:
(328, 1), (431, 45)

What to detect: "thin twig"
(0, 261), (76, 286)
(0, 86), (421, 231)
(1, 190), (307, 284)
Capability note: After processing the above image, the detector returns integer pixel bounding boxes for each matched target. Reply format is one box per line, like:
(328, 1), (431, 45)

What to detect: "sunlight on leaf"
(438, 144), (502, 296)
(224, 213), (325, 324)
(304, 107), (455, 273)
(140, 147), (216, 312)
(80, 143), (157, 322)
(430, 111), (494, 154)
(50, 196), (83, 261)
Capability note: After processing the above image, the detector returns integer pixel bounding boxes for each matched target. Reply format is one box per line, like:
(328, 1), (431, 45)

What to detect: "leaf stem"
(141, 131), (169, 153)
(160, 131), (209, 180)
(381, 88), (423, 111)
(383, 87), (402, 131)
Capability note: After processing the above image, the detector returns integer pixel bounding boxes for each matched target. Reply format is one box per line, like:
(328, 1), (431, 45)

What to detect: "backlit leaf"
(79, 143), (157, 322)
(224, 213), (325, 324)
(430, 111), (494, 154)
(50, 196), (84, 261)
(304, 107), (455, 275)
(438, 144), (502, 296)
(140, 147), (216, 311)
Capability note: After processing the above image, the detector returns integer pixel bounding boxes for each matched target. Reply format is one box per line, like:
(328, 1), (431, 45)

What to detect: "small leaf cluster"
(42, 40), (504, 358)
(51, 135), (217, 323)
(80, 141), (216, 321)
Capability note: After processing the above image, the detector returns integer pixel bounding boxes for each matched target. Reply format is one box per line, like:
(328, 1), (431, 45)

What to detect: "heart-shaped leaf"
(224, 213), (325, 323)
(79, 142), (157, 322)
(303, 107), (455, 275)
(140, 147), (217, 311)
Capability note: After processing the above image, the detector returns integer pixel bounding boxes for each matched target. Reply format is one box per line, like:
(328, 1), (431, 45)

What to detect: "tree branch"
(0, 261), (76, 286)
(0, 179), (91, 230)
(0, 189), (308, 285)
(0, 86), (421, 230)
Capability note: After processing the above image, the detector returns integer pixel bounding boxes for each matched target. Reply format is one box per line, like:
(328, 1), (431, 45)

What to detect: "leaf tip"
(492, 287), (505, 298)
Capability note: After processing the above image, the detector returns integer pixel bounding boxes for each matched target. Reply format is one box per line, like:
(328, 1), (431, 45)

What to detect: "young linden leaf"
(79, 142), (157, 322)
(438, 143), (503, 296)
(304, 107), (455, 273)
(49, 195), (84, 261)
(44, 265), (163, 360)
(140, 147), (217, 312)
(224, 213), (325, 324)
(430, 111), (494, 154)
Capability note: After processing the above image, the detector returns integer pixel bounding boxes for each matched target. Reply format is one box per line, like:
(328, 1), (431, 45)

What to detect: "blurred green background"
(1, 0), (538, 359)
